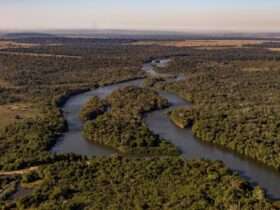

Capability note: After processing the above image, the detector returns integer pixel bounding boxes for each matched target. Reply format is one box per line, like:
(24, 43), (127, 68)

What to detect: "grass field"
(132, 40), (267, 48)
(0, 103), (42, 128)
(268, 48), (280, 52)
(0, 41), (37, 50)
(0, 41), (81, 58)
(232, 60), (280, 72)
(0, 51), (82, 58)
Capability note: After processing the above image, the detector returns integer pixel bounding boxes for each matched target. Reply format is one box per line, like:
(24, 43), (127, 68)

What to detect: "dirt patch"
(0, 166), (38, 176)
(0, 51), (82, 58)
(232, 60), (280, 72)
(0, 103), (41, 128)
(194, 46), (252, 50)
(268, 48), (280, 52)
(0, 40), (80, 58)
(0, 41), (37, 50)
(0, 79), (12, 88)
(132, 40), (266, 48)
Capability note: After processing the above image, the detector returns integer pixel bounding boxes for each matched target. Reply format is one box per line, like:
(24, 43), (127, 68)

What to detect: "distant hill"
(2, 30), (280, 41)
(47, 29), (280, 40)
(3, 32), (58, 39)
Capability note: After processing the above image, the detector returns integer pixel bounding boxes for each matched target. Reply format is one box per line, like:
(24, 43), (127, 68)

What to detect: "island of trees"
(82, 86), (178, 155)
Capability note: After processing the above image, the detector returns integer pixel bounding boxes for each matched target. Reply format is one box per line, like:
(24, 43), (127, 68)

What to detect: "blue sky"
(1, 0), (280, 32)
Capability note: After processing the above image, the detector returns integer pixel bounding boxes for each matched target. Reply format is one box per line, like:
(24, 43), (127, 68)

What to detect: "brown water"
(51, 59), (280, 199)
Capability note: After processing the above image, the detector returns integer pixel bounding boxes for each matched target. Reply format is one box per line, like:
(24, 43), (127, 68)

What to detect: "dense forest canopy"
(1, 38), (280, 208)
(82, 86), (177, 155)
(147, 56), (280, 170)
(4, 157), (278, 210)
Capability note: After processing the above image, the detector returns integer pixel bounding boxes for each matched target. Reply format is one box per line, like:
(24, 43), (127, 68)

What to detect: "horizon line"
(1, 28), (280, 35)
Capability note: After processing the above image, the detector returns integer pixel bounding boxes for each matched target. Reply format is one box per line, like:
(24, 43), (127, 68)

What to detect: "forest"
(79, 96), (108, 122)
(82, 86), (178, 155)
(149, 55), (280, 170)
(169, 108), (194, 129)
(3, 156), (279, 210)
(0, 39), (168, 170)
(1, 37), (280, 208)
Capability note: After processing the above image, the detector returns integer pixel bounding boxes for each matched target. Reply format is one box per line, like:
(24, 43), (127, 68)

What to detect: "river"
(51, 58), (280, 199)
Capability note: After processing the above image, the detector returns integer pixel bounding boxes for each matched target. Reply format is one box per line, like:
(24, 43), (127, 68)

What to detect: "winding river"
(52, 59), (280, 199)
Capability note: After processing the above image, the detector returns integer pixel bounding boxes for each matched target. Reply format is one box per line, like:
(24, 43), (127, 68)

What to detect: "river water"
(51, 59), (280, 199)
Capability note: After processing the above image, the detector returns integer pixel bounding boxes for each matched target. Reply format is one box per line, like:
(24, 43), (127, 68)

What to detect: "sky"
(0, 0), (280, 32)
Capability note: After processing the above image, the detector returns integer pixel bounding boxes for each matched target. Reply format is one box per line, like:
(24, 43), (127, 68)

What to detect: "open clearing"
(0, 51), (82, 58)
(0, 41), (80, 58)
(268, 48), (280, 52)
(0, 41), (37, 50)
(232, 60), (280, 72)
(0, 103), (42, 128)
(0, 166), (38, 176)
(132, 40), (267, 48)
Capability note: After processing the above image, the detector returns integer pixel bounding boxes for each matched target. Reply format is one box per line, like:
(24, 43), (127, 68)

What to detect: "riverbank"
(50, 58), (280, 199)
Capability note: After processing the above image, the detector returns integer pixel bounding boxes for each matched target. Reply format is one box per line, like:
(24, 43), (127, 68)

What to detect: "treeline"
(0, 39), (193, 171)
(158, 58), (280, 170)
(0, 104), (66, 170)
(2, 38), (280, 206)
(0, 53), (143, 88)
(0, 176), (19, 204)
(0, 41), (151, 170)
(0, 88), (20, 105)
(79, 96), (108, 122)
(169, 108), (194, 129)
(6, 156), (278, 209)
(82, 86), (178, 155)
(1, 154), (86, 208)
(245, 42), (280, 48)
(107, 86), (169, 115)
(0, 42), (193, 61)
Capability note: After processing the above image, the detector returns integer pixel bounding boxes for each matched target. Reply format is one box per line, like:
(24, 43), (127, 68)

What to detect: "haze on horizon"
(1, 0), (280, 33)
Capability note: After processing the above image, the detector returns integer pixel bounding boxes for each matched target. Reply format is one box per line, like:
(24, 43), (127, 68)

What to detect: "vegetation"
(4, 156), (277, 210)
(169, 108), (194, 128)
(143, 77), (166, 89)
(79, 96), (108, 121)
(133, 40), (267, 48)
(0, 39), (164, 170)
(83, 86), (178, 155)
(158, 57), (280, 170)
(0, 38), (196, 176)
(107, 86), (169, 115)
(1, 37), (280, 206)
(0, 104), (66, 170)
(84, 114), (177, 155)
(0, 176), (19, 205)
